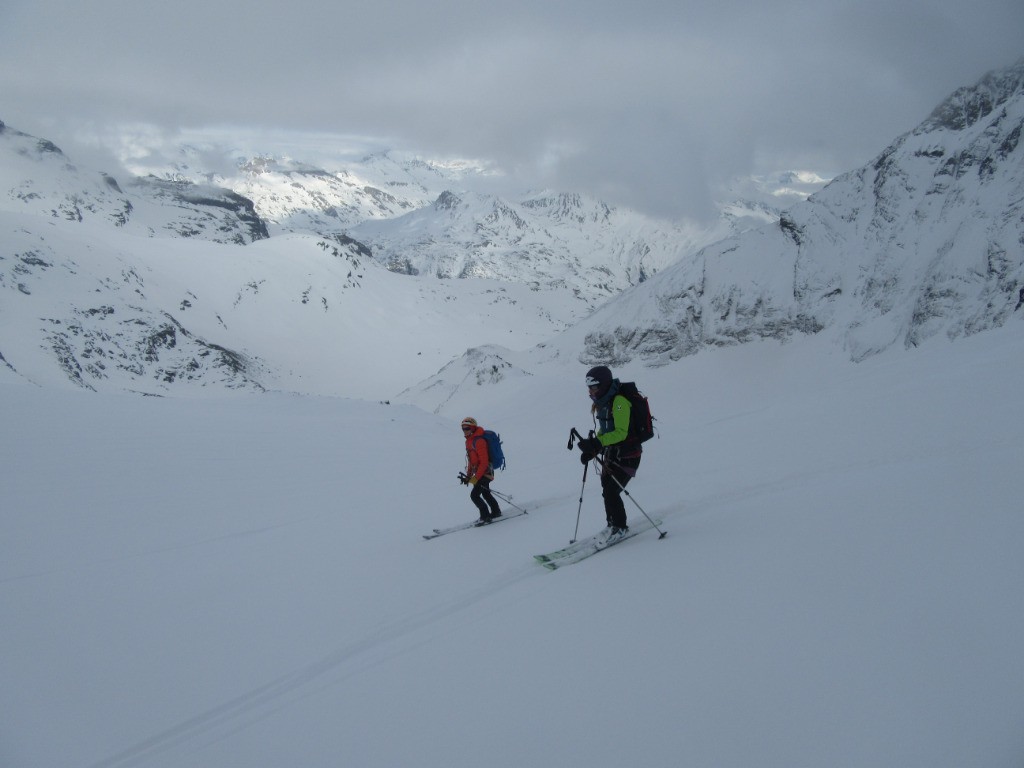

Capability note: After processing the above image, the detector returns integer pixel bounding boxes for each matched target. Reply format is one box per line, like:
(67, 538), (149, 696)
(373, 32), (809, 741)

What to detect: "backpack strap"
(471, 435), (493, 474)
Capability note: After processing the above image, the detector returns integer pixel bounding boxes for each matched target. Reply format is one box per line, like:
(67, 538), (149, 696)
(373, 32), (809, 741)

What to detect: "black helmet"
(585, 365), (613, 399)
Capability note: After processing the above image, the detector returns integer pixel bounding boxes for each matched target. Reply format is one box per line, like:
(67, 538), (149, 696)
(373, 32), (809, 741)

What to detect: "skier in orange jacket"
(460, 417), (502, 523)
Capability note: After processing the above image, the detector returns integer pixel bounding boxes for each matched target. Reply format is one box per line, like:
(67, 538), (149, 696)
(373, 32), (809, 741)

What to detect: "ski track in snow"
(86, 493), (669, 768)
(4, 323), (1022, 768)
(4, 64), (1024, 765)
(83, 559), (543, 768)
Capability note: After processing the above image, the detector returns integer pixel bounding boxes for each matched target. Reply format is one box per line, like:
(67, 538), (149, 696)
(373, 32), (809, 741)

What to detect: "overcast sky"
(2, 0), (1022, 221)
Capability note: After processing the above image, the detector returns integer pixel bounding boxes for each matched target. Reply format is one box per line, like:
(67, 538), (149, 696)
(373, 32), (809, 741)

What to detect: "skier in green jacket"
(576, 365), (642, 538)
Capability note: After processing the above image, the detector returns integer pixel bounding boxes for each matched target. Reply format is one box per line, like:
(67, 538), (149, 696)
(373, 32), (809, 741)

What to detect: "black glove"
(580, 451), (593, 464)
(458, 473), (469, 485)
(577, 437), (602, 455)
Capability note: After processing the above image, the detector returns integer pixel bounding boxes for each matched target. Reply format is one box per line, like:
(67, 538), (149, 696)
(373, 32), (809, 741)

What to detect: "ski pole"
(488, 488), (528, 514)
(570, 459), (589, 544)
(459, 472), (527, 513)
(567, 427), (595, 543)
(594, 454), (667, 539)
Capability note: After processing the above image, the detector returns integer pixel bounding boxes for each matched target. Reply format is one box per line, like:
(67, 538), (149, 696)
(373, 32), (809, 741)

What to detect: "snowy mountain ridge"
(0, 117), (808, 396)
(393, 58), (1024, 412)
(0, 121), (269, 245)
(0, 213), (583, 398)
(348, 187), (709, 309)
(4, 59), (1024, 401)
(145, 148), (475, 234)
(568, 57), (1024, 366)
(130, 144), (777, 310)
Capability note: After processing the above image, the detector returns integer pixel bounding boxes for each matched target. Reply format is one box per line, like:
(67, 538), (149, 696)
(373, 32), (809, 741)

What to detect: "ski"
(534, 518), (663, 570)
(423, 507), (529, 540)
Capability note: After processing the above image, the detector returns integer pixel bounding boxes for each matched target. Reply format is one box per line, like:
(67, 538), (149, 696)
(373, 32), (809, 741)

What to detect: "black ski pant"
(601, 454), (640, 529)
(470, 477), (502, 520)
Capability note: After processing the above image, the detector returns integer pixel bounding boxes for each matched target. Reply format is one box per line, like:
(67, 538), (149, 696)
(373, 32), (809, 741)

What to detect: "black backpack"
(617, 382), (655, 443)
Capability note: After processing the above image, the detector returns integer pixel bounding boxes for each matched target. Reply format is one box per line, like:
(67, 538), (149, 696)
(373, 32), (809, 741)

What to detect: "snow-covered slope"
(1, 118), (819, 397)
(3, 321), (1022, 768)
(1, 211), (577, 398)
(125, 148), (490, 234)
(0, 127), (595, 397)
(350, 189), (712, 310)
(113, 140), (817, 309)
(556, 59), (1024, 366)
(390, 60), (1024, 414)
(0, 121), (268, 245)
(131, 147), (760, 310)
(3, 56), (1024, 768)
(5, 60), (1023, 402)
(142, 151), (470, 239)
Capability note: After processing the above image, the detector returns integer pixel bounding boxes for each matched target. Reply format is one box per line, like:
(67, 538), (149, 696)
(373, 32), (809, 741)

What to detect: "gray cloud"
(2, 0), (1022, 222)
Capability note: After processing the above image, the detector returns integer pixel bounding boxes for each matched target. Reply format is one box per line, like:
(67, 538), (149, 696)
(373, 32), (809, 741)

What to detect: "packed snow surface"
(3, 323), (1022, 768)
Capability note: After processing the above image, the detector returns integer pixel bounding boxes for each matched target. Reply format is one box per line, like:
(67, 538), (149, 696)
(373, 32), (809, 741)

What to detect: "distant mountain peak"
(557, 57), (1024, 372)
(921, 57), (1024, 133)
(434, 190), (462, 210)
(15, 53), (1022, 401)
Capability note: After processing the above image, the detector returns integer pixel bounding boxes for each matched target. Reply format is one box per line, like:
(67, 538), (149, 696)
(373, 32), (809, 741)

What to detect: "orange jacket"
(464, 426), (494, 481)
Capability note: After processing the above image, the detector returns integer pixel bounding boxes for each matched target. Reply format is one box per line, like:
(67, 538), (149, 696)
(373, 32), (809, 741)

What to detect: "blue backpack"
(477, 430), (506, 471)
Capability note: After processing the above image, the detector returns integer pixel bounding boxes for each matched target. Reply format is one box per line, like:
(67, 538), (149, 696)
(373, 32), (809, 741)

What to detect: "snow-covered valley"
(2, 58), (1024, 768)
